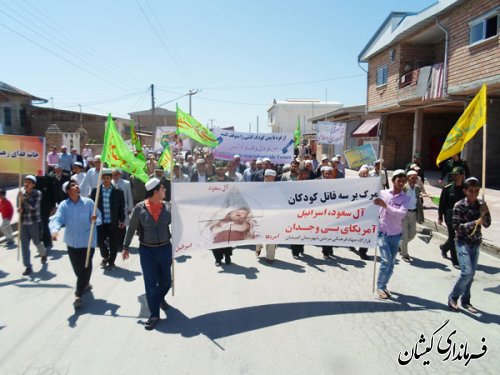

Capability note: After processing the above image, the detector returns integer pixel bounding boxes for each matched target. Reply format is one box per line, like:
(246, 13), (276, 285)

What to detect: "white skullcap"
(62, 181), (70, 193)
(331, 157), (339, 163)
(196, 158), (205, 165)
(145, 178), (160, 191)
(94, 155), (101, 161)
(262, 157), (271, 163)
(321, 166), (333, 172)
(233, 154), (241, 159)
(410, 163), (421, 170)
(264, 169), (277, 177)
(321, 155), (329, 161)
(25, 175), (36, 184)
(304, 160), (313, 164)
(256, 159), (263, 164)
(73, 162), (83, 168)
(335, 154), (341, 158)
(393, 169), (406, 177)
(406, 170), (418, 176)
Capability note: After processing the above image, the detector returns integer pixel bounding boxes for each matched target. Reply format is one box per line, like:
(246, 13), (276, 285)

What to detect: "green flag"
(130, 120), (145, 162)
(102, 114), (149, 183)
(158, 143), (172, 171)
(176, 105), (218, 148)
(294, 116), (301, 146)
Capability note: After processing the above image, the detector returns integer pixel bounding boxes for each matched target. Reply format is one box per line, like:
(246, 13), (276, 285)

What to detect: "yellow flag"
(436, 83), (487, 166)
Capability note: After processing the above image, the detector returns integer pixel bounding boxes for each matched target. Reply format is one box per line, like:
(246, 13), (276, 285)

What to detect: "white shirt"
(226, 172), (243, 182)
(80, 168), (100, 197)
(405, 185), (417, 210)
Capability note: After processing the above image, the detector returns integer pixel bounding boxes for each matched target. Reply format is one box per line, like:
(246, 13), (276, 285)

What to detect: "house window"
(469, 10), (499, 45)
(376, 65), (388, 86)
(4, 107), (12, 127)
(20, 109), (27, 127)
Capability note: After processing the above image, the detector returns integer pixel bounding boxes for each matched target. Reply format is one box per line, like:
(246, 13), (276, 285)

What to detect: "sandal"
(144, 317), (159, 330)
(378, 290), (389, 300)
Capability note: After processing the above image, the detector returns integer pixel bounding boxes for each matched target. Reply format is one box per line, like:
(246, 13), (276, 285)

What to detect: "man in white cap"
(71, 161), (86, 187)
(80, 155), (102, 197)
(373, 169), (410, 299)
(233, 154), (246, 175)
(71, 147), (83, 165)
(58, 145), (73, 174)
(303, 159), (316, 179)
(123, 177), (172, 330)
(315, 155), (330, 176)
(18, 175), (47, 275)
(256, 169), (278, 263)
(50, 164), (70, 203)
(190, 159), (208, 182)
(335, 154), (345, 175)
(252, 158), (272, 182)
(50, 180), (102, 308)
(400, 170), (424, 262)
(331, 157), (345, 178)
(90, 169), (125, 270)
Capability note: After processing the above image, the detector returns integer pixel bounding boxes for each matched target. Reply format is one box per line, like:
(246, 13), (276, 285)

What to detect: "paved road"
(0, 228), (499, 374)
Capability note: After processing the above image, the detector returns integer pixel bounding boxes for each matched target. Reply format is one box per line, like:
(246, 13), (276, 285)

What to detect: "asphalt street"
(0, 227), (499, 375)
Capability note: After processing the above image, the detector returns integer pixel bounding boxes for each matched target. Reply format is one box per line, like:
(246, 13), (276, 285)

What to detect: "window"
(20, 109), (27, 127)
(4, 107), (12, 127)
(470, 10), (499, 45)
(376, 65), (388, 86)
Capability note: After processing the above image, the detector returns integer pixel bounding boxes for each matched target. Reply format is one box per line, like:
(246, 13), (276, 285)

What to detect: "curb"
(419, 219), (500, 259)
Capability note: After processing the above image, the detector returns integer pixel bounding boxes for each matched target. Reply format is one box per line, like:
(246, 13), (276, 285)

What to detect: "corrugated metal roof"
(358, 0), (463, 62)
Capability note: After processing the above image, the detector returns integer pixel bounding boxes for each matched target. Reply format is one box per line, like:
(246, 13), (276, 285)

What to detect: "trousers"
(68, 247), (94, 297)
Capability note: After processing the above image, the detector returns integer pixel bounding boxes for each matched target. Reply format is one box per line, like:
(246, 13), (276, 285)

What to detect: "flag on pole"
(102, 114), (149, 182)
(176, 105), (219, 148)
(158, 143), (172, 171)
(294, 116), (301, 146)
(436, 83), (487, 166)
(130, 120), (145, 162)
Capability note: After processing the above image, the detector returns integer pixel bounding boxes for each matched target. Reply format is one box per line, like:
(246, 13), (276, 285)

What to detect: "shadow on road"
(103, 266), (142, 282)
(484, 284), (500, 295)
(46, 249), (66, 261)
(410, 257), (452, 272)
(67, 292), (120, 328)
(219, 263), (259, 280)
(0, 269), (9, 279)
(154, 293), (459, 341)
(477, 263), (500, 275)
(176, 255), (192, 263)
(256, 258), (306, 273)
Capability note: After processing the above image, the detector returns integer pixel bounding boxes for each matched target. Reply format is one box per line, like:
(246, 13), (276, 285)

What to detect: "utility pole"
(188, 89), (199, 115)
(151, 84), (155, 128)
(249, 122), (251, 133)
(78, 104), (83, 131)
(256, 116), (259, 133)
(208, 118), (215, 129)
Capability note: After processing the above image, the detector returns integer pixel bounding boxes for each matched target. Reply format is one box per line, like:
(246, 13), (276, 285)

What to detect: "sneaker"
(448, 297), (459, 312)
(41, 255), (47, 264)
(105, 263), (116, 270)
(215, 261), (221, 267)
(402, 256), (411, 263)
(462, 304), (478, 314)
(384, 289), (392, 298)
(22, 267), (32, 276)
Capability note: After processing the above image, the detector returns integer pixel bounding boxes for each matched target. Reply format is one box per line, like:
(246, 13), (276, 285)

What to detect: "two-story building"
(358, 0), (500, 185)
(0, 81), (47, 135)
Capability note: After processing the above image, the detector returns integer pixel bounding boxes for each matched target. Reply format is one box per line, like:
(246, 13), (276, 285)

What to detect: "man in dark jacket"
(90, 169), (125, 269)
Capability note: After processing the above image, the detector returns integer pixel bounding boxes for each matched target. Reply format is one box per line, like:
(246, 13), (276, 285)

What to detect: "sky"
(1, 0), (438, 133)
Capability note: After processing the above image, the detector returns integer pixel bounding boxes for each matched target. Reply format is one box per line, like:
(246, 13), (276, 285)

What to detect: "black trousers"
(68, 247), (94, 297)
(97, 223), (122, 265)
(212, 247), (232, 262)
(322, 246), (333, 256)
(444, 218), (459, 265)
(40, 211), (52, 248)
(291, 245), (304, 256)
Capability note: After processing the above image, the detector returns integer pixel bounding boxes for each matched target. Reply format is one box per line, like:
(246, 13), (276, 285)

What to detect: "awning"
(351, 119), (380, 137)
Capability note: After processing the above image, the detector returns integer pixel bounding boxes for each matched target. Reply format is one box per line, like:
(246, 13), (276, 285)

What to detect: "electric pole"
(256, 116), (259, 133)
(188, 89), (199, 115)
(151, 84), (155, 127)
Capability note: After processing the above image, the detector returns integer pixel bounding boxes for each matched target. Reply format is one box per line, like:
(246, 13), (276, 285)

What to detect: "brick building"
(358, 0), (500, 185)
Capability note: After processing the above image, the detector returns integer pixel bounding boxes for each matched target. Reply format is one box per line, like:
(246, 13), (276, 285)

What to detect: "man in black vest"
(90, 169), (125, 270)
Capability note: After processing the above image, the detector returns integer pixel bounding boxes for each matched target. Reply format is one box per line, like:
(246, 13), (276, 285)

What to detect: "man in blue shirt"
(50, 180), (102, 308)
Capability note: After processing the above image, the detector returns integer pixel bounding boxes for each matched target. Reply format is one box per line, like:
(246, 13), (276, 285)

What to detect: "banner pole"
(17, 174), (22, 262)
(170, 145), (175, 297)
(372, 144), (384, 292)
(372, 245), (378, 293)
(481, 123), (487, 199)
(85, 166), (103, 268)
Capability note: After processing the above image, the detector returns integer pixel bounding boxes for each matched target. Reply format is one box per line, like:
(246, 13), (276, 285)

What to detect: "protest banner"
(172, 178), (379, 255)
(212, 129), (295, 164)
(344, 143), (377, 170)
(154, 126), (191, 152)
(0, 135), (45, 175)
(316, 121), (346, 145)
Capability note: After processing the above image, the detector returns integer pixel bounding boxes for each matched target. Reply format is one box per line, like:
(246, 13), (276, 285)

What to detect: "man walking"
(50, 180), (102, 308)
(90, 169), (125, 270)
(399, 170), (424, 263)
(438, 167), (465, 268)
(18, 175), (47, 275)
(374, 170), (410, 299)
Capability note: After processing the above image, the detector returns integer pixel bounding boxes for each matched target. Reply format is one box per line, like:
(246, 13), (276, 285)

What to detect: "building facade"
(268, 99), (343, 134)
(359, 0), (500, 185)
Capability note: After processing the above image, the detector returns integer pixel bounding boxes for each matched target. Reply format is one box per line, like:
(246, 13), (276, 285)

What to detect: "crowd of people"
(0, 145), (492, 330)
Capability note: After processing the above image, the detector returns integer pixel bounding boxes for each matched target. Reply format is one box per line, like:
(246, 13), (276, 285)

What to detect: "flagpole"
(85, 166), (103, 268)
(17, 173), (22, 262)
(372, 144), (384, 293)
(482, 122), (486, 199)
(170, 145), (175, 297)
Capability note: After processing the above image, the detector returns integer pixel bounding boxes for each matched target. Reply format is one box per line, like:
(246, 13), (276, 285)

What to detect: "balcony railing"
(397, 62), (444, 103)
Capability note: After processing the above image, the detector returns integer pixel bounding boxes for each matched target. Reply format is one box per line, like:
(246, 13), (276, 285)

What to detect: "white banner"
(212, 129), (295, 164)
(172, 178), (380, 256)
(154, 126), (192, 152)
(316, 121), (346, 145)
